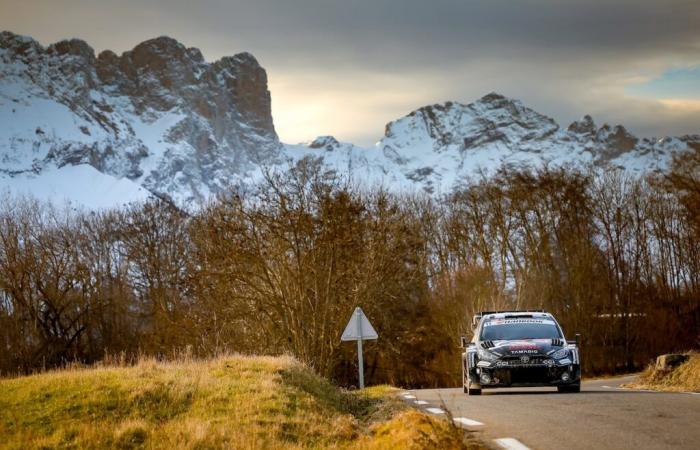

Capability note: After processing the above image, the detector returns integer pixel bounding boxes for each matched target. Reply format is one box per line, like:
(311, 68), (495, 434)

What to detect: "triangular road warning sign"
(341, 307), (378, 341)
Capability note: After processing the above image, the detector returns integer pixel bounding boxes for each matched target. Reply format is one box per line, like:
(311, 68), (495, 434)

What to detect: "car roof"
(482, 312), (553, 320)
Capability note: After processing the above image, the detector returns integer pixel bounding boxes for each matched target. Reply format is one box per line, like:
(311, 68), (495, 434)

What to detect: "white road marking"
(413, 400), (429, 405)
(425, 407), (445, 414)
(617, 387), (656, 393)
(494, 437), (531, 450)
(402, 394), (416, 399)
(602, 385), (656, 393)
(453, 417), (483, 426)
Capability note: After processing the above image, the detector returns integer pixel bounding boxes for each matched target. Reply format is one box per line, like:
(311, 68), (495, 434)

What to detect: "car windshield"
(480, 318), (562, 340)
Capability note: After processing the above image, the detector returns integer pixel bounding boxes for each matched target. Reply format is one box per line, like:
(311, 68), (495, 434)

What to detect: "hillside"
(0, 355), (479, 450)
(1, 31), (699, 207)
(627, 354), (700, 393)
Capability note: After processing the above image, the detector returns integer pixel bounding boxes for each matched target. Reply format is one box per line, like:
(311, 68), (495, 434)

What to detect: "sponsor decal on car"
(508, 343), (539, 354)
(483, 319), (556, 326)
(509, 343), (538, 350)
(511, 349), (539, 354)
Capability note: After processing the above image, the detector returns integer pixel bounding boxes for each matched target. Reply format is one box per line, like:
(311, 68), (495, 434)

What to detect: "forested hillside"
(1, 150), (699, 386)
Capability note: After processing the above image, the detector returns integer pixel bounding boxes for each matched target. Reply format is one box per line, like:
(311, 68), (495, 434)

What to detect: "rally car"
(461, 310), (581, 395)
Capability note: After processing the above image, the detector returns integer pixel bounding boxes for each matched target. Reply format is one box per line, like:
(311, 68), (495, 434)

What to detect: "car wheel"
(467, 383), (482, 396)
(462, 362), (471, 394)
(558, 384), (580, 393)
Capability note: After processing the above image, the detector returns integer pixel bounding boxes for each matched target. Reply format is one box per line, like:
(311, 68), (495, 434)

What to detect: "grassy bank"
(0, 355), (481, 450)
(626, 353), (700, 393)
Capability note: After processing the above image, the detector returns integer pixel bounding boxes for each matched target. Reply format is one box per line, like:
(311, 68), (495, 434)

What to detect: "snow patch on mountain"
(0, 164), (151, 209)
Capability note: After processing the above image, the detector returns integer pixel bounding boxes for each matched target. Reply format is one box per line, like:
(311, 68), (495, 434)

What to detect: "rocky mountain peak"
(47, 38), (95, 63)
(129, 36), (193, 76)
(308, 136), (341, 151)
(0, 31), (280, 204)
(211, 52), (274, 134)
(476, 92), (514, 108)
(382, 93), (560, 159)
(133, 35), (184, 56)
(95, 37), (203, 110)
(0, 31), (43, 59)
(567, 115), (597, 137)
(594, 124), (638, 159)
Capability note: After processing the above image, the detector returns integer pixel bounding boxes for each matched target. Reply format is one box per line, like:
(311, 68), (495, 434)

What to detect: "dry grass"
(0, 355), (480, 450)
(625, 353), (700, 393)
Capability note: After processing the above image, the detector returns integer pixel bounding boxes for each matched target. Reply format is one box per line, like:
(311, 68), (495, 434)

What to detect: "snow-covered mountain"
(1, 32), (698, 208)
(286, 94), (698, 195)
(0, 31), (279, 207)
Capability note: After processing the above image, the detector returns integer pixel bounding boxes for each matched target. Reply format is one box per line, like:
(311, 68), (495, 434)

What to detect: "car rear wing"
(471, 309), (547, 329)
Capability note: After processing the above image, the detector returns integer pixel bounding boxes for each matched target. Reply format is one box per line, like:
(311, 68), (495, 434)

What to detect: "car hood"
(484, 339), (562, 357)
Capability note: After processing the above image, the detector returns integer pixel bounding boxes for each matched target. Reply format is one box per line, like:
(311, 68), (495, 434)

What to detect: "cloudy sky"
(2, 0), (699, 145)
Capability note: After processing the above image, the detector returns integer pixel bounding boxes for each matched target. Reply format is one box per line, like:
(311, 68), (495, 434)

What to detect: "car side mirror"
(460, 337), (475, 348)
(567, 333), (581, 346)
(471, 315), (482, 329)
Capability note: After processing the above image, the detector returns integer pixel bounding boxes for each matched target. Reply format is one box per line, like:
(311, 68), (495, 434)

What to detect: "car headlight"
(478, 348), (498, 361)
(551, 348), (569, 360)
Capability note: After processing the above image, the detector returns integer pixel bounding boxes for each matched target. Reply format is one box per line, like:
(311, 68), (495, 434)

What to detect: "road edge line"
(494, 437), (530, 450)
(453, 417), (483, 426)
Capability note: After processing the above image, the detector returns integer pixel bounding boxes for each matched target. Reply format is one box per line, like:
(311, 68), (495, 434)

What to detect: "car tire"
(558, 383), (580, 393)
(462, 361), (472, 394)
(467, 383), (482, 396)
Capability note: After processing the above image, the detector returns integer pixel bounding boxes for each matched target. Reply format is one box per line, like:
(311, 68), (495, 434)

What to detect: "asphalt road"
(403, 375), (700, 450)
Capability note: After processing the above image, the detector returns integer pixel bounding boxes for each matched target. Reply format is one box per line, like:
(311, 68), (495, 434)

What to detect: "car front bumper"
(470, 362), (581, 388)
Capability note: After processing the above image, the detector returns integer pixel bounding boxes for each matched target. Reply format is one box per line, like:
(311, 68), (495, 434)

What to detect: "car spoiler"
(471, 309), (547, 328)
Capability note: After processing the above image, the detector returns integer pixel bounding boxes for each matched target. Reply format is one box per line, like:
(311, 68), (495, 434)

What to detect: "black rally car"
(461, 310), (581, 395)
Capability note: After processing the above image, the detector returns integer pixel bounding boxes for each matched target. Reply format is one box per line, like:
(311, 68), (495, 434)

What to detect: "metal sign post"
(356, 308), (364, 388)
(341, 306), (378, 389)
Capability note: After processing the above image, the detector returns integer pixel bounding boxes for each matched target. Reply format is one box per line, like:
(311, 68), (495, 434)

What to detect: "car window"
(480, 318), (562, 340)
